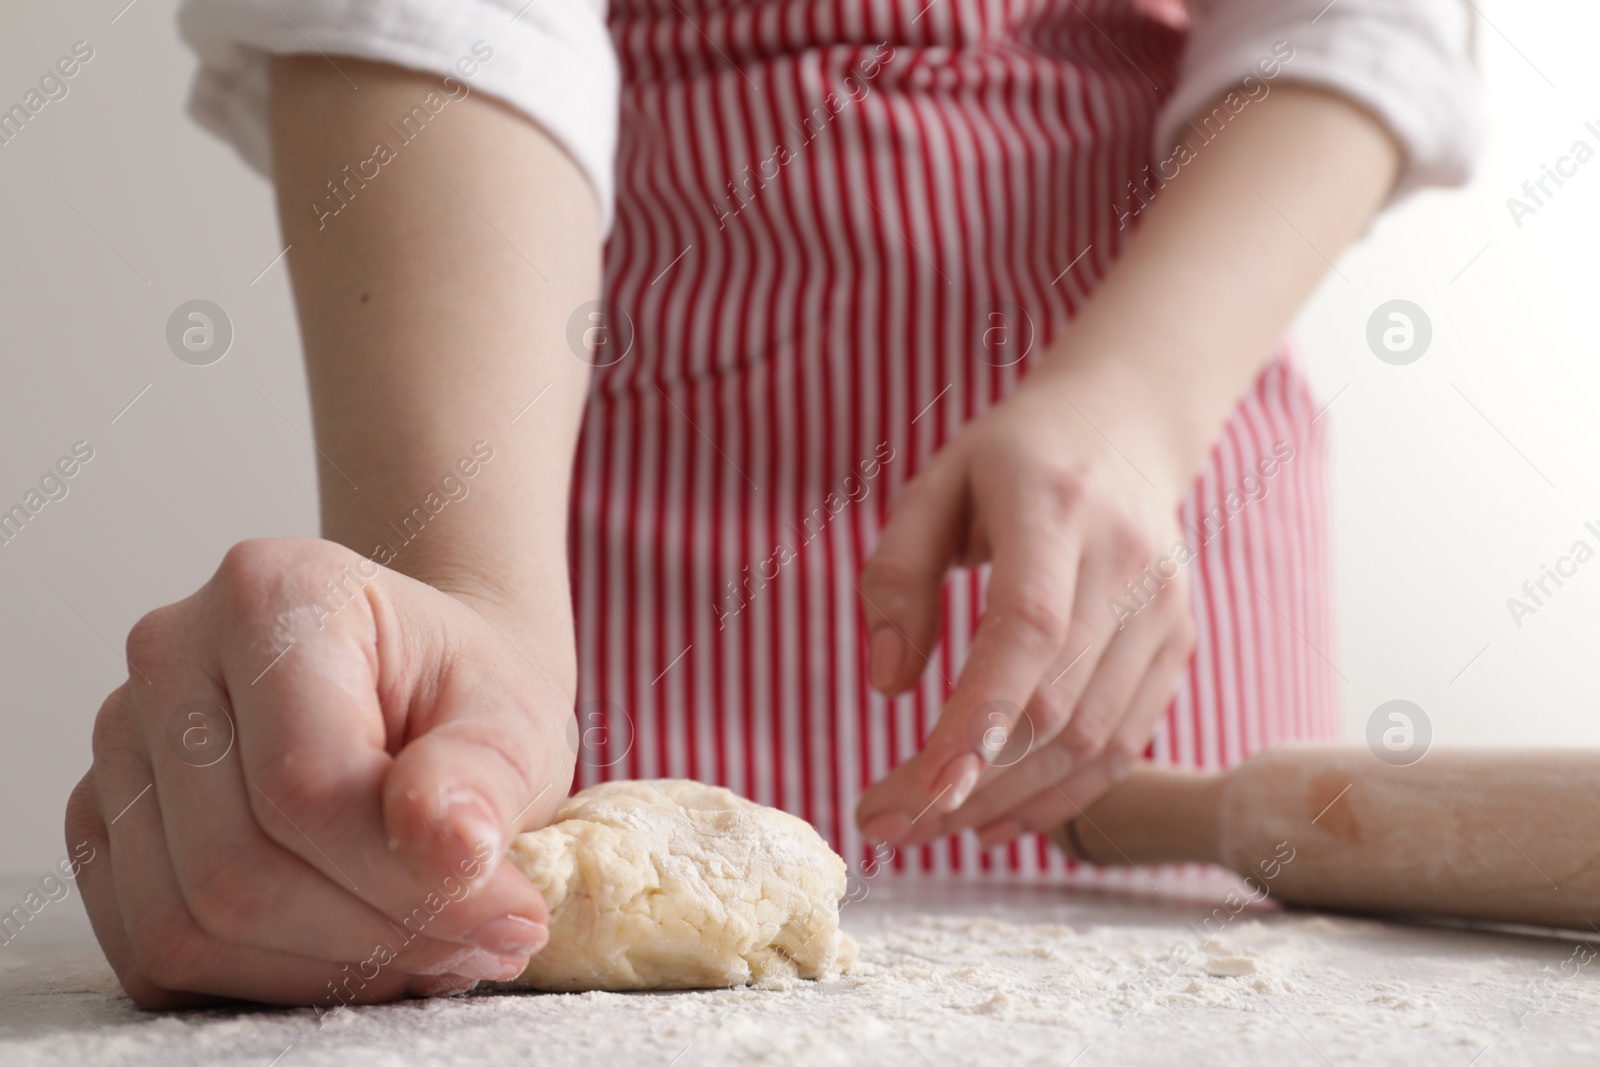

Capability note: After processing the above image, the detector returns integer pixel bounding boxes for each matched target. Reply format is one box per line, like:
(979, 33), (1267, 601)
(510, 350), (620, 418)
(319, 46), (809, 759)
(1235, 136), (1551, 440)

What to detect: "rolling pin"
(1049, 746), (1600, 930)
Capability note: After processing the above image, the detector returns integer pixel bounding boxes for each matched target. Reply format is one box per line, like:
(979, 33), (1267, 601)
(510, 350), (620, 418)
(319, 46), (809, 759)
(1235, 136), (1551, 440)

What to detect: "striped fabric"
(569, 0), (1337, 879)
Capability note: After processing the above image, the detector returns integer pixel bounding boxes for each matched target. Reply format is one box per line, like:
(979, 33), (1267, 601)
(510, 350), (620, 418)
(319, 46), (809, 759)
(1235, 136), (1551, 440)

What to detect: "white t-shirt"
(176, 0), (1482, 233)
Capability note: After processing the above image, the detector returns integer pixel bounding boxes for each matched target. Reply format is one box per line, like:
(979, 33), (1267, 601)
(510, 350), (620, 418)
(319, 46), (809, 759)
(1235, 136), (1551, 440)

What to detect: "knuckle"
(1027, 691), (1072, 735)
(249, 764), (338, 845)
(859, 553), (929, 601)
(212, 539), (291, 616)
(216, 537), (285, 582)
(1000, 586), (1072, 648)
(1104, 734), (1146, 766)
(1110, 526), (1154, 570)
(185, 850), (269, 943)
(89, 690), (136, 763)
(456, 727), (539, 808)
(213, 537), (350, 623)
(1034, 742), (1077, 780)
(123, 608), (181, 680)
(130, 903), (209, 989)
(1158, 576), (1192, 618)
(1174, 618), (1198, 657)
(64, 774), (103, 850)
(1060, 720), (1108, 763)
(1036, 466), (1088, 514)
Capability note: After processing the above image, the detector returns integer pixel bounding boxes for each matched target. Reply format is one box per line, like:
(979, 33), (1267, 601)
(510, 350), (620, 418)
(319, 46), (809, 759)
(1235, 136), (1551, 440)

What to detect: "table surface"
(2, 872), (1596, 1066)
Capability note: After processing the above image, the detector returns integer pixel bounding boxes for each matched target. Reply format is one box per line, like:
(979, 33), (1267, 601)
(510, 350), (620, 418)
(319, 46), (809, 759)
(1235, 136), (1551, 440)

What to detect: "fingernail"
(870, 629), (903, 692)
(441, 787), (503, 878)
(467, 954), (532, 982)
(407, 973), (480, 998)
(938, 757), (981, 811)
(420, 948), (534, 981)
(465, 914), (548, 958)
(488, 955), (531, 981)
(1107, 752), (1137, 781)
(861, 812), (913, 845)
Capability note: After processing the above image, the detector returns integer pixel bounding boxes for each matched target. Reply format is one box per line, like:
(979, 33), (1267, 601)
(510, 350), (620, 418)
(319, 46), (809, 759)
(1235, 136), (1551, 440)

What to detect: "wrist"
(332, 527), (576, 668)
(410, 552), (571, 633)
(324, 488), (569, 612)
(440, 567), (581, 706)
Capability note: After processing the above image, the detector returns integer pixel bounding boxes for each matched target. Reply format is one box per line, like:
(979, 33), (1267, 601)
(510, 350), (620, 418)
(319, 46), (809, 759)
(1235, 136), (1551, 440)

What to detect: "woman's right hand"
(65, 537), (577, 1009)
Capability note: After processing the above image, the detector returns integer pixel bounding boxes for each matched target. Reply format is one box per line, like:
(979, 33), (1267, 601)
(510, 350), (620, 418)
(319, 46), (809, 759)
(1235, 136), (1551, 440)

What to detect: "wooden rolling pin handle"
(1050, 746), (1600, 931)
(1047, 766), (1226, 867)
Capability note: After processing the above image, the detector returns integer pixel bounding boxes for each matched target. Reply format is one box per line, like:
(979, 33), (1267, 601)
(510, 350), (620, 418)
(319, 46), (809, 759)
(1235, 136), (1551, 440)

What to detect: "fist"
(65, 538), (576, 1009)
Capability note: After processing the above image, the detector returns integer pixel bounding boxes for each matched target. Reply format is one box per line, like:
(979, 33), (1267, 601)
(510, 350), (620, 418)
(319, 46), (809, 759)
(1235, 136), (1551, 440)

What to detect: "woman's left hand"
(853, 358), (1198, 851)
(853, 81), (1403, 853)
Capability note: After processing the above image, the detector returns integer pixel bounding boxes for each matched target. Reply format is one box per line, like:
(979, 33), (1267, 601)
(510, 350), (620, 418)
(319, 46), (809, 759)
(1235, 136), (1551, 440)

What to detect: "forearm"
(268, 56), (599, 646)
(1041, 83), (1401, 488)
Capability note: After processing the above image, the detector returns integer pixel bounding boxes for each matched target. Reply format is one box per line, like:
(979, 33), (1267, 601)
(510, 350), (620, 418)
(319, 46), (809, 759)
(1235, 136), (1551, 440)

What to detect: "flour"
(5, 877), (1599, 1066)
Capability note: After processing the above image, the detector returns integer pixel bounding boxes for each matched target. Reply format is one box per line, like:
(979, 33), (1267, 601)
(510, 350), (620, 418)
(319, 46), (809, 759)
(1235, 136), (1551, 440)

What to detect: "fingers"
(870, 621), (1191, 851)
(983, 752), (1133, 846)
(915, 478), (1090, 808)
(975, 633), (1193, 851)
(203, 542), (549, 954)
(230, 655), (550, 955)
(93, 743), (431, 1007)
(857, 461), (966, 695)
(973, 818), (1027, 852)
(1102, 628), (1193, 767)
(68, 770), (208, 1011)
(135, 686), (511, 976)
(382, 625), (574, 881)
(879, 587), (1138, 845)
(854, 751), (930, 845)
(903, 721), (1075, 847)
(90, 692), (529, 1010)
(74, 538), (577, 1007)
(1046, 601), (1176, 774)
(860, 461), (1184, 834)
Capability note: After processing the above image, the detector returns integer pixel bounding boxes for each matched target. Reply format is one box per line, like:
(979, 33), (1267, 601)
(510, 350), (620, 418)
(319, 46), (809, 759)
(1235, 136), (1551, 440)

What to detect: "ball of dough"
(501, 779), (859, 992)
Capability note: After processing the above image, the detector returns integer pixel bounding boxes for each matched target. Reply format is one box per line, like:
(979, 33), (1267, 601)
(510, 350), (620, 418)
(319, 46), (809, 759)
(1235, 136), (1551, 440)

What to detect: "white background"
(1, 2), (1595, 877)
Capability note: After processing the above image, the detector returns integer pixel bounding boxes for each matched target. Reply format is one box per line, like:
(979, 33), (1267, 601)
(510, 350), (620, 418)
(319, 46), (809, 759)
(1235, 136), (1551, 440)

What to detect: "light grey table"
(2, 872), (1596, 1066)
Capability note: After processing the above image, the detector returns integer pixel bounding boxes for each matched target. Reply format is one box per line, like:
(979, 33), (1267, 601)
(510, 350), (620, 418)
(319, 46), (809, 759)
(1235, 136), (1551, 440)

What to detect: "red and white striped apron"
(570, 0), (1338, 879)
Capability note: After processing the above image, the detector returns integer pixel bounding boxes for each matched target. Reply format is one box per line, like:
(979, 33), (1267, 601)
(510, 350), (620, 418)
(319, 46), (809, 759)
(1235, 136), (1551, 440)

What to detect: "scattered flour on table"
(5, 897), (1599, 1066)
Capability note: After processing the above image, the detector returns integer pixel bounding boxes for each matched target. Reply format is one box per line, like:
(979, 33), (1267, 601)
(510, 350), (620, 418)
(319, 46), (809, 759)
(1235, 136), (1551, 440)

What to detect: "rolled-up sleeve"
(176, 0), (620, 228)
(1156, 0), (1483, 198)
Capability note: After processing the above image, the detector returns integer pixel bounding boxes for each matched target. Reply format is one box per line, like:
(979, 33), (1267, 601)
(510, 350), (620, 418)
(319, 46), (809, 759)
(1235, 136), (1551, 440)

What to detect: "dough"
(501, 779), (858, 992)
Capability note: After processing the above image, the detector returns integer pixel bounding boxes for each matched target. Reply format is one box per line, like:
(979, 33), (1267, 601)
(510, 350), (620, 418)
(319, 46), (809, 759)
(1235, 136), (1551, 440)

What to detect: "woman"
(66, 0), (1479, 1006)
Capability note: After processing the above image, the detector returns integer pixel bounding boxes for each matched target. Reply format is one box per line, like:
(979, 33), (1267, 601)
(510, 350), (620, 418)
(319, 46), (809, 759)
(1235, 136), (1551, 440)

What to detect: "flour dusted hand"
(502, 780), (858, 992)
